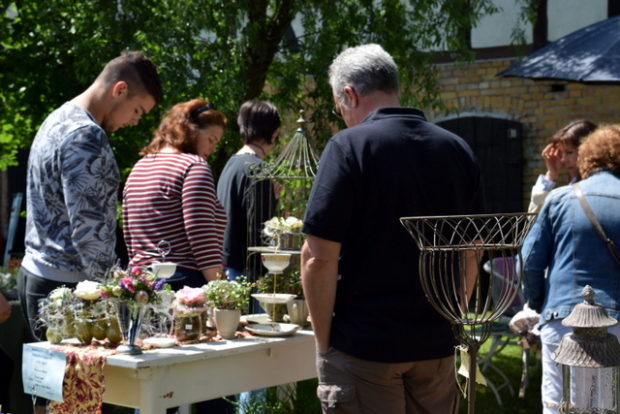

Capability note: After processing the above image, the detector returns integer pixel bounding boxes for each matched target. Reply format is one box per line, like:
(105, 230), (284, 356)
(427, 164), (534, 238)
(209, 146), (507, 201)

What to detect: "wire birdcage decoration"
(253, 111), (319, 181)
(242, 111), (319, 303)
(400, 213), (536, 414)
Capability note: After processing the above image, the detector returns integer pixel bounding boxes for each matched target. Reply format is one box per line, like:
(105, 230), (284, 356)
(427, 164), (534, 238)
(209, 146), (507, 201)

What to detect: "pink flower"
(175, 286), (207, 306)
(120, 277), (135, 292)
(130, 266), (142, 276)
(100, 291), (109, 299)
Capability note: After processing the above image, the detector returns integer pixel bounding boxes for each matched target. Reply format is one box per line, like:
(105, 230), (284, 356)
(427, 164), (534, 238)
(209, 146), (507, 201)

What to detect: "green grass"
(458, 337), (543, 414)
(228, 337), (542, 414)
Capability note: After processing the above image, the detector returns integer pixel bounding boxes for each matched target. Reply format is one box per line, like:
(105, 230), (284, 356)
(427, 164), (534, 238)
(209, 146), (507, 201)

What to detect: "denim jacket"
(522, 170), (620, 326)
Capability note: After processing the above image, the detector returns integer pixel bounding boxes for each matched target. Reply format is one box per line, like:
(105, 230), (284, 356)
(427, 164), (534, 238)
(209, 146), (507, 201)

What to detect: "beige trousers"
(316, 347), (459, 414)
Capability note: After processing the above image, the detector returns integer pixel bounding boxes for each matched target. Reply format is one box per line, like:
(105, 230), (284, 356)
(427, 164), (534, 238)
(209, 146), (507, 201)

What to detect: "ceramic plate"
(245, 323), (298, 337)
(242, 313), (272, 324)
(251, 293), (296, 304)
(143, 337), (177, 348)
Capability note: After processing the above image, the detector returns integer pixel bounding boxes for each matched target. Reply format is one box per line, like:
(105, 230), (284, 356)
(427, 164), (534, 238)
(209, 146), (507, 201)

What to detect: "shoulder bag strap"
(572, 182), (620, 268)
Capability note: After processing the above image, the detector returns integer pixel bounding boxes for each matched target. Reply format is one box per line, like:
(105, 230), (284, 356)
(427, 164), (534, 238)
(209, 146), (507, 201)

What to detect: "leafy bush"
(204, 276), (254, 312)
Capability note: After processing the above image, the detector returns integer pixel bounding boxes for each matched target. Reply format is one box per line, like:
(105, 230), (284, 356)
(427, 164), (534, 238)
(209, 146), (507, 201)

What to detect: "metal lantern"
(552, 285), (620, 413)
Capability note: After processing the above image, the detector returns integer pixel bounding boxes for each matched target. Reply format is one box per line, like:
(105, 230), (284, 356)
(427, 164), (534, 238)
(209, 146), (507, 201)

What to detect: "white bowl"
(150, 262), (177, 278)
(260, 253), (291, 274)
(251, 293), (296, 304)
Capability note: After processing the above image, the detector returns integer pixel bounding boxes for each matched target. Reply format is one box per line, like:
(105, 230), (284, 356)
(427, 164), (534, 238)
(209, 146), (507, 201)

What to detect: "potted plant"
(204, 277), (254, 339)
(172, 286), (208, 342)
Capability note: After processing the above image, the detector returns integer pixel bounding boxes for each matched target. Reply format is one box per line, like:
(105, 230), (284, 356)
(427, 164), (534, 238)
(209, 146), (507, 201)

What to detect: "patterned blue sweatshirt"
(23, 102), (119, 282)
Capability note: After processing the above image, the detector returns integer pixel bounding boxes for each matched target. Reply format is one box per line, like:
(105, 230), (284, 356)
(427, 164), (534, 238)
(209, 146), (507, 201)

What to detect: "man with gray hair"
(301, 44), (483, 413)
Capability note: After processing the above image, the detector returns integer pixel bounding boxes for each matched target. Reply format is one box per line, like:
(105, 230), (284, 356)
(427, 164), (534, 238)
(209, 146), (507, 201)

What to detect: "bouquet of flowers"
(99, 265), (172, 348)
(262, 216), (303, 238)
(263, 216), (303, 250)
(38, 286), (75, 344)
(100, 265), (170, 305)
(40, 286), (75, 316)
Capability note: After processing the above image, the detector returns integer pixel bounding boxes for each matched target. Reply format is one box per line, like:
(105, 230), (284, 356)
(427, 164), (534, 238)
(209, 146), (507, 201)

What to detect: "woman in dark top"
(217, 100), (281, 282)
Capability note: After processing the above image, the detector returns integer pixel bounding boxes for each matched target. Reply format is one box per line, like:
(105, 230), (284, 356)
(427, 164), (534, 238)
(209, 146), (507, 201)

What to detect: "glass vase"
(74, 316), (95, 345)
(91, 316), (108, 341)
(173, 310), (203, 342)
(45, 314), (65, 344)
(106, 316), (123, 345)
(279, 233), (301, 250)
(114, 301), (146, 355)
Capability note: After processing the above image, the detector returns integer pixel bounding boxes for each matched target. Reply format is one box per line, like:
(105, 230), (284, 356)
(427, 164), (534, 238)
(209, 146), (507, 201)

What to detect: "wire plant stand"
(241, 111), (319, 313)
(400, 213), (536, 414)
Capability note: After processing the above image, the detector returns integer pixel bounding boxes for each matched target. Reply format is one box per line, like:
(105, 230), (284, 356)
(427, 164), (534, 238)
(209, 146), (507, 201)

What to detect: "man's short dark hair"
(98, 50), (163, 104)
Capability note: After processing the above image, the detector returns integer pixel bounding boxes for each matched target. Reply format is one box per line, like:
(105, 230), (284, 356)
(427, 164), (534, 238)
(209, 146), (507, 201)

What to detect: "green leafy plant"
(204, 276), (255, 312)
(0, 0), (513, 174)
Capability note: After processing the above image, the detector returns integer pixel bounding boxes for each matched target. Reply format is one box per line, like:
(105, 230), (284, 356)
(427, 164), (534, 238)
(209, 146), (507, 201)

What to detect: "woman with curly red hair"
(122, 99), (227, 290)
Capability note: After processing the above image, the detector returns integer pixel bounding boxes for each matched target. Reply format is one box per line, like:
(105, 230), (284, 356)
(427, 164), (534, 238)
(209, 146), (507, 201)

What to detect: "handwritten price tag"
(22, 344), (66, 402)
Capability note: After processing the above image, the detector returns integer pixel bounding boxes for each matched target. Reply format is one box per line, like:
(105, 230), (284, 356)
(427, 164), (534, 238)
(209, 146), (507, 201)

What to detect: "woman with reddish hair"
(123, 99), (231, 413)
(123, 99), (227, 290)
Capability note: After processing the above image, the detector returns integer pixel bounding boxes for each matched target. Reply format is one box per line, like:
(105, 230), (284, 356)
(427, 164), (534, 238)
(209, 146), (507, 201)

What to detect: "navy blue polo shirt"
(303, 107), (484, 363)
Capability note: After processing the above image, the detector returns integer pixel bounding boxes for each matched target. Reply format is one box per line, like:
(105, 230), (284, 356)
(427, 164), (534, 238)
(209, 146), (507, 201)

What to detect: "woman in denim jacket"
(522, 125), (620, 414)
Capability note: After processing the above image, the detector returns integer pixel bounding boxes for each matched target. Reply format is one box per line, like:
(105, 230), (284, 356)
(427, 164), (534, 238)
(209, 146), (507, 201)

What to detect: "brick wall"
(425, 58), (620, 209)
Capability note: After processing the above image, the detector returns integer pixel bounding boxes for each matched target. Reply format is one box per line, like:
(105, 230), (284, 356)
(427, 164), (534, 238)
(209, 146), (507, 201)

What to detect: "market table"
(28, 329), (316, 413)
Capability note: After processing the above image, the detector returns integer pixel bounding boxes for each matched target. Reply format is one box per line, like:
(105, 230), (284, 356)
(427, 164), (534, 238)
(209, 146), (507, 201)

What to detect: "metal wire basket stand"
(240, 112), (319, 314)
(400, 213), (536, 414)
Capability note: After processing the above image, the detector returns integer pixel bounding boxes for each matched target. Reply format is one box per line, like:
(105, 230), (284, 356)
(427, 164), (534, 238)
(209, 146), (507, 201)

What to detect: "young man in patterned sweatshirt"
(18, 51), (163, 344)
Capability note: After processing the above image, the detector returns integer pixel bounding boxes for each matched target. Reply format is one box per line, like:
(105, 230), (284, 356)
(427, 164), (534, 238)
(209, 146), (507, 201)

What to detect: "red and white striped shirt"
(122, 153), (227, 271)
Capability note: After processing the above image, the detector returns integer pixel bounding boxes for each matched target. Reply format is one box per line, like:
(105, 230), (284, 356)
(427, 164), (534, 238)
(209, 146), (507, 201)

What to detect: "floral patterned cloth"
(48, 345), (116, 414)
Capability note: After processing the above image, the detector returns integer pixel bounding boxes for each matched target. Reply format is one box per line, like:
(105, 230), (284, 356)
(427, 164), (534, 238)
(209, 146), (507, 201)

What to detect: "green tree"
(1, 0), (532, 176)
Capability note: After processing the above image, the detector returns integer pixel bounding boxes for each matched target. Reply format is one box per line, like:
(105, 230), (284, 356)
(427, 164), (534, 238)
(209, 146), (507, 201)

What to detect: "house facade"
(426, 0), (620, 211)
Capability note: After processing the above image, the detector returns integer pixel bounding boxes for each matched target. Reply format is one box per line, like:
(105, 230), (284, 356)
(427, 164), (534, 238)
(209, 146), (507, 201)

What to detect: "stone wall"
(425, 58), (620, 209)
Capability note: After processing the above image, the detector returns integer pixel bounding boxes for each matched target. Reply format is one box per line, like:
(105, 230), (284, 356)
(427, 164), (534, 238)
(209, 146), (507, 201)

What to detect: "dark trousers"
(18, 266), (78, 342)
(0, 348), (12, 411)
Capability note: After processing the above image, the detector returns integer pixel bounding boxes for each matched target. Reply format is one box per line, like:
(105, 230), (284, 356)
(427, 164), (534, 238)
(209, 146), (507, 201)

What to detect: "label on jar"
(185, 324), (193, 330)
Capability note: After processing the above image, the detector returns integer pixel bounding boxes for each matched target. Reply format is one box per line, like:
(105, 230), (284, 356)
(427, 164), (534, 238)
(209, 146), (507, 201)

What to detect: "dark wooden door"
(437, 116), (523, 213)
